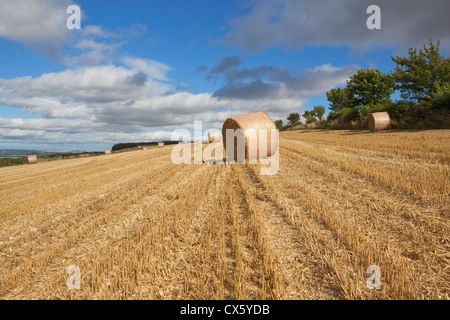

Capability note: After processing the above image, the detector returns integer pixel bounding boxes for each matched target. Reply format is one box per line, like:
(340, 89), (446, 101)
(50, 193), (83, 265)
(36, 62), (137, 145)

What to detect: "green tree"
(302, 110), (316, 124)
(302, 110), (311, 119)
(347, 69), (394, 106)
(287, 112), (300, 126)
(326, 87), (356, 112)
(313, 106), (325, 120)
(274, 120), (284, 130)
(391, 40), (450, 102)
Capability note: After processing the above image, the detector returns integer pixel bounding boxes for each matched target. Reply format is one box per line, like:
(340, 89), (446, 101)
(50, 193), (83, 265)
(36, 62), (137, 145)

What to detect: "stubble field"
(0, 130), (448, 300)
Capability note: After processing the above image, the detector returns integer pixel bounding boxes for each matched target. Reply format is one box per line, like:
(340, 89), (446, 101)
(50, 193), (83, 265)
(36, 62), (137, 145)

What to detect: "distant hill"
(0, 149), (102, 168)
(0, 149), (86, 158)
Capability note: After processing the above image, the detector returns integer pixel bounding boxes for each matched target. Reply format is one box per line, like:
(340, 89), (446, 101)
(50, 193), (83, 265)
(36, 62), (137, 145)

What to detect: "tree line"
(112, 141), (179, 151)
(276, 40), (450, 130)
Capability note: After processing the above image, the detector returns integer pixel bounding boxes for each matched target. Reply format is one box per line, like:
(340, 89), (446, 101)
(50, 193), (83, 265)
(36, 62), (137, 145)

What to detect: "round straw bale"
(158, 142), (165, 148)
(27, 155), (38, 164)
(105, 149), (112, 154)
(368, 112), (390, 132)
(208, 130), (221, 143)
(222, 111), (277, 161)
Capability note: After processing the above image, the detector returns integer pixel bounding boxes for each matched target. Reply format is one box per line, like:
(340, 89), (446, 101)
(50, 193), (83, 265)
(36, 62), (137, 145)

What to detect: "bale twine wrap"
(368, 112), (390, 132)
(27, 155), (37, 164)
(222, 111), (278, 161)
(105, 150), (112, 154)
(158, 142), (165, 148)
(208, 130), (221, 143)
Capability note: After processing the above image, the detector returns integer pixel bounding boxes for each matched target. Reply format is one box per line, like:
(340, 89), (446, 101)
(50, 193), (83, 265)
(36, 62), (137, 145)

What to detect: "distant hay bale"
(158, 142), (165, 148)
(222, 111), (278, 161)
(27, 155), (37, 164)
(368, 112), (390, 132)
(105, 150), (112, 155)
(208, 130), (222, 143)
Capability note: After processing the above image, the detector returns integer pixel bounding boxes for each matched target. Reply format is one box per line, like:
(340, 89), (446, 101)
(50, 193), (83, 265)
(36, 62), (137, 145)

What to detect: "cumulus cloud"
(0, 117), (96, 132)
(122, 57), (172, 81)
(0, 65), (168, 107)
(0, 120), (177, 147)
(223, 0), (450, 53)
(214, 81), (286, 100)
(0, 0), (149, 65)
(0, 65), (309, 148)
(68, 39), (123, 66)
(210, 56), (359, 100)
(0, 0), (76, 60)
(0, 64), (230, 126)
(0, 1), (237, 148)
(280, 64), (360, 96)
(92, 93), (229, 127)
(0, 59), (307, 147)
(0, 62), (236, 147)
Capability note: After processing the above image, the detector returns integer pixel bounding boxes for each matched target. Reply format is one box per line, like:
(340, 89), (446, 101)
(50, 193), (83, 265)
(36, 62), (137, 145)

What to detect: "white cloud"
(0, 57), (353, 148)
(0, 0), (77, 60)
(0, 0), (145, 65)
(68, 39), (123, 66)
(224, 0), (450, 53)
(0, 63), (234, 147)
(212, 61), (359, 100)
(122, 57), (172, 81)
(0, 65), (169, 108)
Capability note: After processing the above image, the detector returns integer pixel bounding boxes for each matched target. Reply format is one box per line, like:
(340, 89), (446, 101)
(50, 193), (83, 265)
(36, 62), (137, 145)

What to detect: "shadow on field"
(340, 129), (426, 135)
(338, 130), (371, 135)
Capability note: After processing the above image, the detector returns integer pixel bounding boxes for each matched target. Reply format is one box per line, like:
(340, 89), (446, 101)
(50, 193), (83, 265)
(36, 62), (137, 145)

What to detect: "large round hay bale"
(208, 130), (221, 143)
(158, 142), (165, 148)
(222, 111), (277, 161)
(368, 112), (390, 132)
(27, 155), (37, 164)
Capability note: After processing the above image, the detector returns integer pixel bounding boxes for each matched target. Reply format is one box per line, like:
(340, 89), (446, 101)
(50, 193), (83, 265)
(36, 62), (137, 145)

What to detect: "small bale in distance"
(222, 111), (278, 161)
(158, 142), (165, 148)
(208, 130), (222, 143)
(105, 150), (112, 155)
(368, 112), (390, 132)
(27, 155), (38, 164)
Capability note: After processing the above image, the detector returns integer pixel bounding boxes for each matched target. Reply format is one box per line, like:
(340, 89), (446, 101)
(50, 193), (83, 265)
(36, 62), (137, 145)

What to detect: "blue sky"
(0, 0), (449, 151)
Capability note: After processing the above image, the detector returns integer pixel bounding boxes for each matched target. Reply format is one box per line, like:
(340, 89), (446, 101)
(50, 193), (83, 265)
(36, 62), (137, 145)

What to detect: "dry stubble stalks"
(0, 130), (448, 300)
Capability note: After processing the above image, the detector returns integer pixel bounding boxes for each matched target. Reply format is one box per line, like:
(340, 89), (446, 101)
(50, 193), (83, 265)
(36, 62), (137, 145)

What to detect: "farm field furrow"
(0, 130), (448, 299)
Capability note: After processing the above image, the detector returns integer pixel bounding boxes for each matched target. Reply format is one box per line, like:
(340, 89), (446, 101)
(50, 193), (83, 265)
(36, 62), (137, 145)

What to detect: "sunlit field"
(0, 130), (448, 300)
